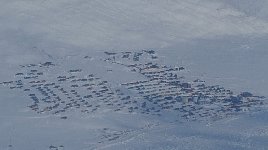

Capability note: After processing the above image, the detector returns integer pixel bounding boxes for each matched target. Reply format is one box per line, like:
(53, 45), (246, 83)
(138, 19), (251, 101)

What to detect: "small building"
(182, 96), (189, 103)
(180, 83), (191, 89)
(240, 92), (253, 98)
(192, 96), (199, 103)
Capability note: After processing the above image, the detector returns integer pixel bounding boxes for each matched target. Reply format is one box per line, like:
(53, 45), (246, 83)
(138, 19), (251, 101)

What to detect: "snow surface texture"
(0, 0), (268, 150)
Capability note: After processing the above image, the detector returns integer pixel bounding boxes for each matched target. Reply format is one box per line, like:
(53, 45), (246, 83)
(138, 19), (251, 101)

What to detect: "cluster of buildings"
(0, 50), (265, 122)
(2, 61), (140, 117)
(104, 50), (266, 121)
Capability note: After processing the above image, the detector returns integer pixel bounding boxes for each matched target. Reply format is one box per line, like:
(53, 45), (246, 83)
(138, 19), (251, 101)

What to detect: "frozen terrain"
(0, 0), (268, 150)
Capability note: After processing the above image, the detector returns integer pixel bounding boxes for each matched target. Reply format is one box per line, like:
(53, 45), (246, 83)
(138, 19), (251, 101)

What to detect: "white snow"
(0, 0), (268, 149)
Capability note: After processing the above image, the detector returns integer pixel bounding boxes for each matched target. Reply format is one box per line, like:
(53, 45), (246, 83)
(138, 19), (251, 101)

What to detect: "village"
(1, 60), (138, 119)
(103, 50), (266, 121)
(0, 50), (266, 122)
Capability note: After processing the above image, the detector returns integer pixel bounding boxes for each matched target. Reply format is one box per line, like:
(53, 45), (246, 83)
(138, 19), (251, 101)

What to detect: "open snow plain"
(0, 0), (268, 149)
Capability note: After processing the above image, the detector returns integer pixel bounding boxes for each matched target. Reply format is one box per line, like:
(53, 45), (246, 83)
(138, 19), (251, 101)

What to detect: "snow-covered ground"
(0, 0), (268, 149)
